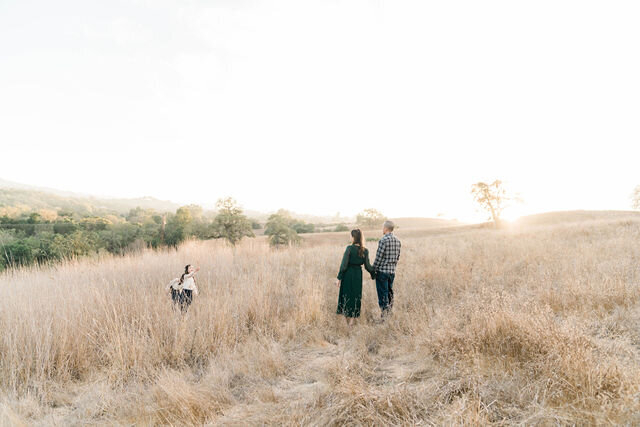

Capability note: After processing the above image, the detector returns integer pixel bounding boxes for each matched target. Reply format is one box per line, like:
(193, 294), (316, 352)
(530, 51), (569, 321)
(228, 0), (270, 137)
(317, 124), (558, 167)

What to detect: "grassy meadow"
(1, 213), (640, 425)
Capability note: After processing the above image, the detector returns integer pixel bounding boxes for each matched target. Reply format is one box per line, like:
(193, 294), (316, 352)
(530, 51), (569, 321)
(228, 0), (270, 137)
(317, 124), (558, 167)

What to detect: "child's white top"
(182, 272), (199, 295)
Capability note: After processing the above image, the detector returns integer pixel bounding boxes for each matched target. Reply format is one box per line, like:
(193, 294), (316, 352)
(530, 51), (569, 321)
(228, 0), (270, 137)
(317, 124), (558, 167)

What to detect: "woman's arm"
(336, 246), (350, 283)
(364, 249), (376, 279)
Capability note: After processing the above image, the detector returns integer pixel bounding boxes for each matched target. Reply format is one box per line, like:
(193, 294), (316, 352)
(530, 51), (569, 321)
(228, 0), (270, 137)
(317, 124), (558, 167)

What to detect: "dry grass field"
(2, 213), (640, 425)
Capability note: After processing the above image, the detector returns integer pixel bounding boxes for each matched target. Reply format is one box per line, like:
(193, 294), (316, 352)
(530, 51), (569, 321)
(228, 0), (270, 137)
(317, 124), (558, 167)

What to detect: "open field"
(2, 213), (640, 425)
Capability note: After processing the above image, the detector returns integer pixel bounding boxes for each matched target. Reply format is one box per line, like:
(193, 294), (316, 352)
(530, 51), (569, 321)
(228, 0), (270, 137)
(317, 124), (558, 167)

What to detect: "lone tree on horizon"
(356, 208), (387, 229)
(632, 186), (640, 210)
(210, 197), (254, 246)
(264, 211), (300, 247)
(471, 180), (510, 227)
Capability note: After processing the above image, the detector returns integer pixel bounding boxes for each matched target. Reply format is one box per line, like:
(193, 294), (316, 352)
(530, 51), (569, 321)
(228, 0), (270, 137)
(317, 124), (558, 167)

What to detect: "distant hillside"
(0, 184), (180, 216)
(0, 179), (353, 222)
(515, 210), (640, 226)
(0, 178), (89, 198)
(391, 217), (462, 229)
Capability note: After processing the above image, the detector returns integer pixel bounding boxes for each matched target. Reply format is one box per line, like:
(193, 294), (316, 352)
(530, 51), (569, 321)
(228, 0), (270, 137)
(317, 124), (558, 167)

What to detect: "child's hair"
(179, 264), (192, 285)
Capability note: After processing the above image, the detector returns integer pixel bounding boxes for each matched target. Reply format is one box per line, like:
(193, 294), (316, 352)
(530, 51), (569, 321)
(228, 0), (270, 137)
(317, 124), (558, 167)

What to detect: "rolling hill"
(0, 185), (181, 216)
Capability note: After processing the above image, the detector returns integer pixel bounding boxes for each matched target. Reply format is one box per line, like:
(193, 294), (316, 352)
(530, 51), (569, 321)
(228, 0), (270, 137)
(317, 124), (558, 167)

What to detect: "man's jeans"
(375, 272), (395, 315)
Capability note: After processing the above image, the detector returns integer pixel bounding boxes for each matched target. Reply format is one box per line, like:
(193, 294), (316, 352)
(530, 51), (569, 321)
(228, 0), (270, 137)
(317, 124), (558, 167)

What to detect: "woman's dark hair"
(179, 264), (191, 285)
(351, 229), (365, 257)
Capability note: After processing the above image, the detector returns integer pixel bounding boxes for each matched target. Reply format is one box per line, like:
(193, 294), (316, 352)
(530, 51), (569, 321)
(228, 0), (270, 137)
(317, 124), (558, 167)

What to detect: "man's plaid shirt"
(372, 232), (401, 275)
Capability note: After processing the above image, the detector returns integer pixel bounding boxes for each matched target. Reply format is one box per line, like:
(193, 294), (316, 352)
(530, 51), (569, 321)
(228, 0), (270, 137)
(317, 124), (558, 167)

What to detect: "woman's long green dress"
(336, 245), (375, 318)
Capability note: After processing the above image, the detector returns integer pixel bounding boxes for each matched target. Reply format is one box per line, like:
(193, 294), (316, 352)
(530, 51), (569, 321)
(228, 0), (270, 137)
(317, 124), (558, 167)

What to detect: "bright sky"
(1, 1), (639, 221)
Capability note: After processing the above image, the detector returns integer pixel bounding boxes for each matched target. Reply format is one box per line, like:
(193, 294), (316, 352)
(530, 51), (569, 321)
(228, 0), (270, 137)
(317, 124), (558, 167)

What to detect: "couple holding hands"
(335, 221), (401, 326)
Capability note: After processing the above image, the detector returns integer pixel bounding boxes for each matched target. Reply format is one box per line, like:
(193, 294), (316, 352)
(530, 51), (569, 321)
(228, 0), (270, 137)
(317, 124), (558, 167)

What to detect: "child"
(179, 264), (200, 312)
(166, 277), (183, 307)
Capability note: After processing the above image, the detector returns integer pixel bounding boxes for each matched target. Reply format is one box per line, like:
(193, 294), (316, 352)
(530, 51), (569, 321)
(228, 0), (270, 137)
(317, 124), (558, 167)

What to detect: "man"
(372, 220), (401, 318)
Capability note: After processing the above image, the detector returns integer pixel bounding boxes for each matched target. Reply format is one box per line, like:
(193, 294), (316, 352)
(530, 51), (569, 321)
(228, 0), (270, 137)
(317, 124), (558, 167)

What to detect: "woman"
(179, 264), (200, 312)
(335, 229), (375, 326)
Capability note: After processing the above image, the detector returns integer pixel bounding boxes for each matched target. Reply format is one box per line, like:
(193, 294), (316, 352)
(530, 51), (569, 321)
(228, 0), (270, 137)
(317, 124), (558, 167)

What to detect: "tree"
(210, 198), (254, 246)
(183, 204), (203, 221)
(53, 219), (76, 235)
(2, 240), (35, 267)
(334, 224), (349, 232)
(141, 221), (162, 248)
(99, 223), (139, 254)
(356, 209), (387, 229)
(126, 207), (160, 225)
(471, 180), (510, 226)
(290, 220), (315, 234)
(632, 186), (640, 210)
(182, 205), (209, 239)
(164, 207), (193, 247)
(79, 217), (111, 231)
(264, 212), (300, 247)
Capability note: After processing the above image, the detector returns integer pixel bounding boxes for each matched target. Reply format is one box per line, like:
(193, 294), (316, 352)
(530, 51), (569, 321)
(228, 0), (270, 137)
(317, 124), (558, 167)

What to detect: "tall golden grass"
(1, 217), (640, 425)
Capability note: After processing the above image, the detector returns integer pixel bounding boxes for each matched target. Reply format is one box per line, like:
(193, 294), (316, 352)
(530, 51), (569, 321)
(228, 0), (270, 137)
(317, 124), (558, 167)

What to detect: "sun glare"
(501, 206), (528, 223)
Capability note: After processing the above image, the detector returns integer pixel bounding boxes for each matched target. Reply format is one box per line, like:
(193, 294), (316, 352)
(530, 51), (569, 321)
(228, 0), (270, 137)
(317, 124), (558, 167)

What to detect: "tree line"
(0, 195), (390, 270)
(1, 178), (540, 271)
(0, 198), (288, 270)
